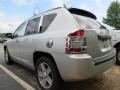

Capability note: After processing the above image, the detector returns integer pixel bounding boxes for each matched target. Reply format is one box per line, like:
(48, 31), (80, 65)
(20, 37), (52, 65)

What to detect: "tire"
(35, 57), (60, 90)
(4, 48), (13, 64)
(116, 48), (120, 65)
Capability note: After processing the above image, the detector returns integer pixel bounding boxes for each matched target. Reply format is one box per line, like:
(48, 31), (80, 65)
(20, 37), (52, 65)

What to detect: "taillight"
(65, 29), (87, 54)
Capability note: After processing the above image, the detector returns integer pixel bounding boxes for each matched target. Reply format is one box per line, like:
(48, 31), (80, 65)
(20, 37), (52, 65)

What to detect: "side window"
(41, 13), (57, 33)
(26, 17), (40, 35)
(14, 23), (26, 38)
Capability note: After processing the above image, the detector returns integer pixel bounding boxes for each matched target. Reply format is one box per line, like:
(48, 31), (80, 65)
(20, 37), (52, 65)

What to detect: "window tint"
(14, 23), (26, 38)
(26, 17), (40, 35)
(41, 13), (57, 33)
(73, 14), (101, 29)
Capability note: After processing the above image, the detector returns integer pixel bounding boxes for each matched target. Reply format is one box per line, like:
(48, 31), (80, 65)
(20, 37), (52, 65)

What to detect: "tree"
(103, 1), (120, 29)
(0, 33), (6, 38)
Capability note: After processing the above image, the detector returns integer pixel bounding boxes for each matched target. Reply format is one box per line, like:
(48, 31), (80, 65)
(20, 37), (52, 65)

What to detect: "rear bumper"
(53, 49), (116, 81)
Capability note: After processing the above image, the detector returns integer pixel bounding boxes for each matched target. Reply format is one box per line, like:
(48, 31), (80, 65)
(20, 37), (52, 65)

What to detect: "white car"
(4, 8), (115, 90)
(100, 22), (120, 64)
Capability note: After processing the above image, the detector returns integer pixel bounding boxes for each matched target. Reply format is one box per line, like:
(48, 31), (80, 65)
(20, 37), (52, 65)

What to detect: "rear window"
(73, 14), (101, 29)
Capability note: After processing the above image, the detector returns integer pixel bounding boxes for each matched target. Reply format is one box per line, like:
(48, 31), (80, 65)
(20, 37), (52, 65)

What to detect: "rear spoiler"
(68, 8), (97, 20)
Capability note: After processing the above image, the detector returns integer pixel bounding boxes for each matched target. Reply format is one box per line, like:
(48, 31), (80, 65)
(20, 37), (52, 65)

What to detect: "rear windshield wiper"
(100, 25), (106, 29)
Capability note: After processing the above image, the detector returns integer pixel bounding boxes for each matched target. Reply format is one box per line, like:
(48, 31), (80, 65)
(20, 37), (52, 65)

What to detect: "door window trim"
(25, 16), (41, 36)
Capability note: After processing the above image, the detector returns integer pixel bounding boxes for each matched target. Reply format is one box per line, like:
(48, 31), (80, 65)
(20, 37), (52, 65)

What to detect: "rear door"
(73, 14), (112, 58)
(19, 17), (41, 64)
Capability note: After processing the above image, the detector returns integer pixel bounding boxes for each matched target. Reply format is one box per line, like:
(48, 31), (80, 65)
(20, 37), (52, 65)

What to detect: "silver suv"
(4, 8), (115, 90)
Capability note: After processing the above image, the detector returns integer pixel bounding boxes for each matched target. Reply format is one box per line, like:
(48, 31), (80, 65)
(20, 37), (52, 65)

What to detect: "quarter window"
(41, 13), (57, 33)
(26, 17), (40, 35)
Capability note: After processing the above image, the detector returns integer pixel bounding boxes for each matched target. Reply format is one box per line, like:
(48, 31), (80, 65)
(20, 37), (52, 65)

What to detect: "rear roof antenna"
(63, 4), (68, 9)
(33, 7), (40, 16)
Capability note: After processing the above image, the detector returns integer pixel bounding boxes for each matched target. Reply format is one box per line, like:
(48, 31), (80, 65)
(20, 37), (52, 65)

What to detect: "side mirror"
(6, 33), (13, 39)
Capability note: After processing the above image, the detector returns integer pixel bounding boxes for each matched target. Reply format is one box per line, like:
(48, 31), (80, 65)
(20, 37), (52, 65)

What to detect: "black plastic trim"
(68, 8), (97, 20)
(95, 56), (115, 65)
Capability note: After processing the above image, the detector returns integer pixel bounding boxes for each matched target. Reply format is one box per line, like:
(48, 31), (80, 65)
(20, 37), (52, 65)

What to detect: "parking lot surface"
(0, 43), (120, 90)
(0, 68), (25, 90)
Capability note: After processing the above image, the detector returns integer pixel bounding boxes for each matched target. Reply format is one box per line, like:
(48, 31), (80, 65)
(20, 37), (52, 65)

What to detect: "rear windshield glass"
(73, 14), (101, 29)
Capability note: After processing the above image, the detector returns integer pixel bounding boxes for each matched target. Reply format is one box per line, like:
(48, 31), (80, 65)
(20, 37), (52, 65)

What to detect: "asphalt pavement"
(0, 68), (25, 90)
(0, 44), (25, 90)
(0, 43), (120, 90)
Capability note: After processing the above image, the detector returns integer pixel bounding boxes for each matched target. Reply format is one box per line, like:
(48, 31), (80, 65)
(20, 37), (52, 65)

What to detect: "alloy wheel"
(117, 50), (120, 62)
(37, 62), (53, 89)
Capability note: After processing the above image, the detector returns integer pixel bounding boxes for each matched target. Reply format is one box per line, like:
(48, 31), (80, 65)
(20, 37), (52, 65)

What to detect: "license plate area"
(99, 39), (111, 51)
(103, 40), (110, 48)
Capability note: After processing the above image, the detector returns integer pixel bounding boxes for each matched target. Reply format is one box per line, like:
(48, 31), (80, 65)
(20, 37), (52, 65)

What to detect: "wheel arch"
(4, 46), (7, 50)
(33, 51), (62, 79)
(114, 42), (120, 49)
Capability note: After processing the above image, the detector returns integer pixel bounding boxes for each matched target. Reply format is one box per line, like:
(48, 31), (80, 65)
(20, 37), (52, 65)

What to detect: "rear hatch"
(72, 14), (112, 59)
